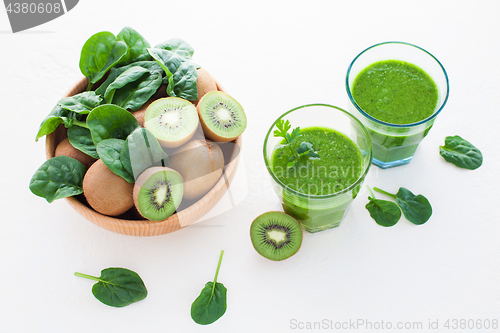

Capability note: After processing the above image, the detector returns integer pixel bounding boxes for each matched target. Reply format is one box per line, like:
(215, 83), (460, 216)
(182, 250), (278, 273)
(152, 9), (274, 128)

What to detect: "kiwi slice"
(197, 91), (247, 142)
(144, 97), (199, 148)
(133, 167), (184, 221)
(250, 211), (303, 261)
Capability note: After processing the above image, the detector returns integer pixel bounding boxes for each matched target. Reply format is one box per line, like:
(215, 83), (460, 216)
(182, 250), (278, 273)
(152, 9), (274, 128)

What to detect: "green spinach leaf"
(147, 48), (199, 100)
(191, 250), (227, 325)
(154, 38), (195, 59)
(96, 139), (134, 183)
(74, 268), (147, 308)
(439, 135), (483, 170)
(109, 71), (162, 111)
(57, 91), (102, 114)
(79, 31), (128, 90)
(374, 187), (432, 225)
(117, 26), (151, 64)
(104, 66), (150, 102)
(86, 104), (139, 145)
(67, 126), (99, 159)
(121, 127), (168, 180)
(29, 156), (86, 203)
(35, 105), (81, 141)
(365, 187), (401, 227)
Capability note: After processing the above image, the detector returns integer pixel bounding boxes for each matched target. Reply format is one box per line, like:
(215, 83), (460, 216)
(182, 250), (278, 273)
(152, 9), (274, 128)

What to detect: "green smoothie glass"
(263, 104), (372, 233)
(346, 41), (449, 169)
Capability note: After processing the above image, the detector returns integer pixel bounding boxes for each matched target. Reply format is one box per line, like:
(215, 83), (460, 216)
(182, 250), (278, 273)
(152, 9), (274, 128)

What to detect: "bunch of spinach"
(273, 119), (319, 169)
(191, 250), (227, 325)
(365, 186), (432, 226)
(75, 267), (147, 307)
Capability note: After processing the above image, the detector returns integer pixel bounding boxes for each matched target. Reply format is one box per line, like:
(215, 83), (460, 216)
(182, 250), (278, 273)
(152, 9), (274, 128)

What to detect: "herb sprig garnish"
(273, 119), (319, 169)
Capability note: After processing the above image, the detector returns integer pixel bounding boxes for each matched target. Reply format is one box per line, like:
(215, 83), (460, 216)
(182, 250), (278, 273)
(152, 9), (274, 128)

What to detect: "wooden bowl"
(46, 77), (242, 236)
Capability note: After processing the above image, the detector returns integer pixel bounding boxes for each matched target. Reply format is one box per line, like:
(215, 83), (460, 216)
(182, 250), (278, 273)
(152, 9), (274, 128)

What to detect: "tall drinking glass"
(346, 41), (449, 169)
(263, 104), (372, 233)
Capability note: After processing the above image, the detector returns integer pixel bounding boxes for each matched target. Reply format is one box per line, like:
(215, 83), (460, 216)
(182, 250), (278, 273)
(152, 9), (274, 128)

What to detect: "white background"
(1, 1), (499, 332)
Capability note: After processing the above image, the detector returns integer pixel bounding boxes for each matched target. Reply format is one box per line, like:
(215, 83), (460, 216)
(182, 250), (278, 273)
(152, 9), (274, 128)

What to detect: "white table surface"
(1, 1), (499, 332)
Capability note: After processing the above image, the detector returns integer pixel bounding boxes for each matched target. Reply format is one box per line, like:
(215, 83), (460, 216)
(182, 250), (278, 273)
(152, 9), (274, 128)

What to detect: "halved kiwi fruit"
(133, 167), (184, 221)
(144, 97), (199, 148)
(250, 211), (303, 261)
(197, 91), (246, 142)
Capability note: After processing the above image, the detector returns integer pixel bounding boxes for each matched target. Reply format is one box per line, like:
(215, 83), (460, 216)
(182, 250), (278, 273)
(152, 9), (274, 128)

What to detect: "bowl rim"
(46, 76), (242, 236)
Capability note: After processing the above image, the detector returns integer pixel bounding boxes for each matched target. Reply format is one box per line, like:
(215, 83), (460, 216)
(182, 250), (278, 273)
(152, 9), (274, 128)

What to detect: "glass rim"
(345, 41), (450, 128)
(263, 103), (373, 199)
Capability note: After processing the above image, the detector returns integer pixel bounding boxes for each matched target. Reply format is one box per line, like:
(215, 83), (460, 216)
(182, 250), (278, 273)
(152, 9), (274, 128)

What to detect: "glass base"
(372, 156), (413, 169)
(301, 221), (341, 233)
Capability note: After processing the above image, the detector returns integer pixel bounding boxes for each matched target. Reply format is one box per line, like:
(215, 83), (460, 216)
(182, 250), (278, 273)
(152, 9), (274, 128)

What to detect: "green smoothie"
(351, 59), (439, 165)
(352, 60), (438, 124)
(271, 127), (363, 232)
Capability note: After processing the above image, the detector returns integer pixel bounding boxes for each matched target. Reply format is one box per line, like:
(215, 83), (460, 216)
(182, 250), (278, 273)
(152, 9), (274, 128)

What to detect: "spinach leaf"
(374, 187), (432, 225)
(104, 66), (150, 102)
(74, 268), (147, 308)
(365, 187), (401, 227)
(97, 139), (134, 183)
(191, 250), (227, 325)
(35, 105), (81, 141)
(154, 38), (195, 59)
(67, 126), (99, 159)
(86, 104), (139, 145)
(148, 48), (199, 100)
(108, 71), (163, 111)
(29, 156), (86, 203)
(57, 91), (102, 114)
(121, 127), (169, 180)
(439, 135), (483, 170)
(116, 26), (151, 64)
(79, 31), (128, 90)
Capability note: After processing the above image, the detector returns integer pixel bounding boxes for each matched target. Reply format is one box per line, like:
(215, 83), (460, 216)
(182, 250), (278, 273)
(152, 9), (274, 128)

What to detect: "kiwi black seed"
(144, 97), (199, 148)
(197, 91), (246, 142)
(250, 211), (303, 261)
(133, 167), (183, 221)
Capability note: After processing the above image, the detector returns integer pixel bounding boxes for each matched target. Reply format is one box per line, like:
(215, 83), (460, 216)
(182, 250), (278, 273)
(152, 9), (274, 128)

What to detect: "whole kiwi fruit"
(55, 138), (96, 168)
(168, 139), (224, 200)
(194, 68), (217, 105)
(83, 159), (134, 216)
(250, 211), (303, 261)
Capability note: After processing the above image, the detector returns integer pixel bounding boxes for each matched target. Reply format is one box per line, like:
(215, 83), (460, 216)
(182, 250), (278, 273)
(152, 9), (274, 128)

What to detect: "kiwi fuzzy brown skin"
(55, 138), (96, 168)
(83, 159), (134, 216)
(168, 139), (224, 200)
(131, 98), (155, 127)
(193, 68), (217, 105)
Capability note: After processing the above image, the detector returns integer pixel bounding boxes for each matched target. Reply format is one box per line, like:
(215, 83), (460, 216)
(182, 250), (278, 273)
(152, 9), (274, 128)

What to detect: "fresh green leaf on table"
(191, 250), (227, 325)
(74, 268), (147, 308)
(439, 135), (483, 170)
(86, 104), (139, 145)
(121, 127), (169, 180)
(29, 156), (86, 203)
(374, 187), (432, 225)
(365, 186), (401, 227)
(79, 31), (128, 90)
(117, 26), (151, 64)
(67, 126), (99, 159)
(96, 139), (134, 183)
(57, 91), (102, 114)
